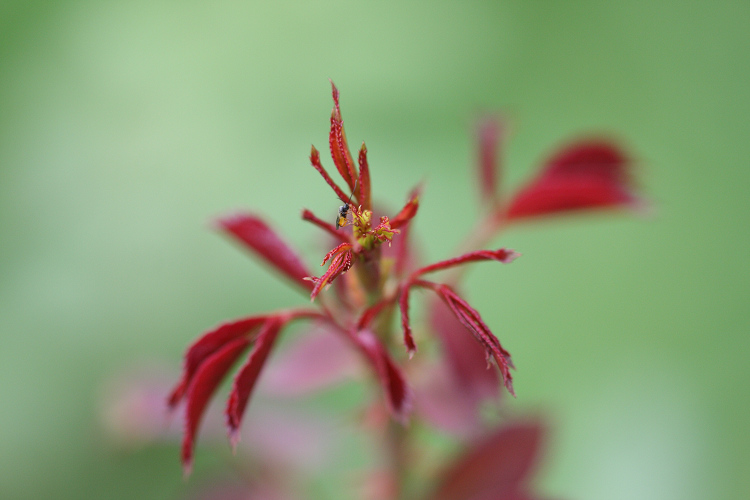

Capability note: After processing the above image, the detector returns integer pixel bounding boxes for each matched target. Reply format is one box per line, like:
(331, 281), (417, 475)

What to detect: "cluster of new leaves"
(168, 83), (640, 475)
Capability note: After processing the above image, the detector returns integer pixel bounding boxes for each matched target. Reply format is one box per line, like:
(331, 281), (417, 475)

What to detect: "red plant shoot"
(168, 81), (641, 495)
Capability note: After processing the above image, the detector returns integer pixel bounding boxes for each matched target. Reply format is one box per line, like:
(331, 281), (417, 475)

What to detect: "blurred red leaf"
(427, 421), (545, 500)
(390, 187), (421, 230)
(506, 140), (638, 220)
(168, 316), (267, 408)
(182, 337), (251, 474)
(354, 329), (412, 422)
(216, 214), (313, 291)
(226, 318), (284, 448)
(261, 325), (360, 396)
(476, 116), (505, 205)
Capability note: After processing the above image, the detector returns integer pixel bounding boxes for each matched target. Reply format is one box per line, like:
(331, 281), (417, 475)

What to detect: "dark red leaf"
(506, 140), (638, 220)
(310, 145), (351, 204)
(225, 318), (284, 448)
(168, 316), (267, 408)
(428, 296), (500, 404)
(390, 187), (421, 230)
(301, 208), (349, 243)
(354, 329), (412, 422)
(397, 286), (417, 357)
(416, 280), (515, 396)
(358, 143), (372, 210)
(410, 248), (519, 279)
(427, 421), (546, 500)
(476, 116), (505, 205)
(357, 297), (395, 331)
(216, 214), (313, 291)
(308, 243), (354, 300)
(181, 336), (251, 475)
(328, 81), (358, 191)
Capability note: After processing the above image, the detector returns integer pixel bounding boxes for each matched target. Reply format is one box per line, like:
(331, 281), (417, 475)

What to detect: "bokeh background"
(1, 1), (748, 499)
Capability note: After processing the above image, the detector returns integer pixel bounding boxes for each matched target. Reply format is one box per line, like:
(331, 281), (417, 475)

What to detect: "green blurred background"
(1, 1), (748, 498)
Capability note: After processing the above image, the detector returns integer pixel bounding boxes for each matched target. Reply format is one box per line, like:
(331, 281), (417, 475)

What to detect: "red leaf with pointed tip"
(216, 214), (313, 291)
(354, 329), (412, 422)
(181, 336), (251, 474)
(429, 296), (500, 403)
(476, 116), (505, 205)
(416, 281), (514, 396)
(168, 316), (267, 408)
(329, 81), (357, 191)
(506, 140), (637, 220)
(427, 421), (546, 500)
(225, 318), (284, 447)
(308, 243), (353, 300)
(397, 286), (417, 356)
(390, 187), (421, 230)
(410, 248), (519, 279)
(358, 143), (372, 210)
(301, 209), (349, 243)
(310, 145), (351, 204)
(357, 298), (394, 331)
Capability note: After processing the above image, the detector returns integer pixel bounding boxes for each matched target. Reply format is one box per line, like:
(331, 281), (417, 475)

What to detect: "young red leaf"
(354, 329), (413, 422)
(390, 187), (421, 230)
(427, 421), (546, 500)
(410, 248), (519, 279)
(301, 208), (349, 243)
(476, 116), (505, 205)
(357, 143), (372, 210)
(308, 243), (354, 300)
(181, 336), (251, 475)
(416, 280), (515, 396)
(397, 286), (417, 357)
(428, 296), (500, 403)
(168, 316), (267, 408)
(357, 297), (395, 331)
(225, 318), (284, 448)
(216, 214), (314, 291)
(506, 140), (638, 220)
(329, 81), (358, 191)
(310, 145), (351, 204)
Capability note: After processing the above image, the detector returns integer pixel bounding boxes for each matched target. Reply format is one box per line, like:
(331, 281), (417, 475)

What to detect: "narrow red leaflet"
(355, 329), (412, 422)
(506, 140), (637, 220)
(416, 280), (514, 396)
(216, 214), (314, 291)
(309, 145), (351, 204)
(427, 421), (545, 500)
(357, 143), (372, 210)
(428, 296), (500, 403)
(398, 286), (417, 356)
(309, 244), (354, 300)
(476, 116), (504, 205)
(390, 187), (420, 230)
(168, 316), (267, 408)
(301, 209), (349, 243)
(440, 286), (514, 396)
(357, 297), (395, 331)
(225, 318), (284, 448)
(181, 336), (251, 475)
(329, 81), (357, 190)
(410, 248), (519, 280)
